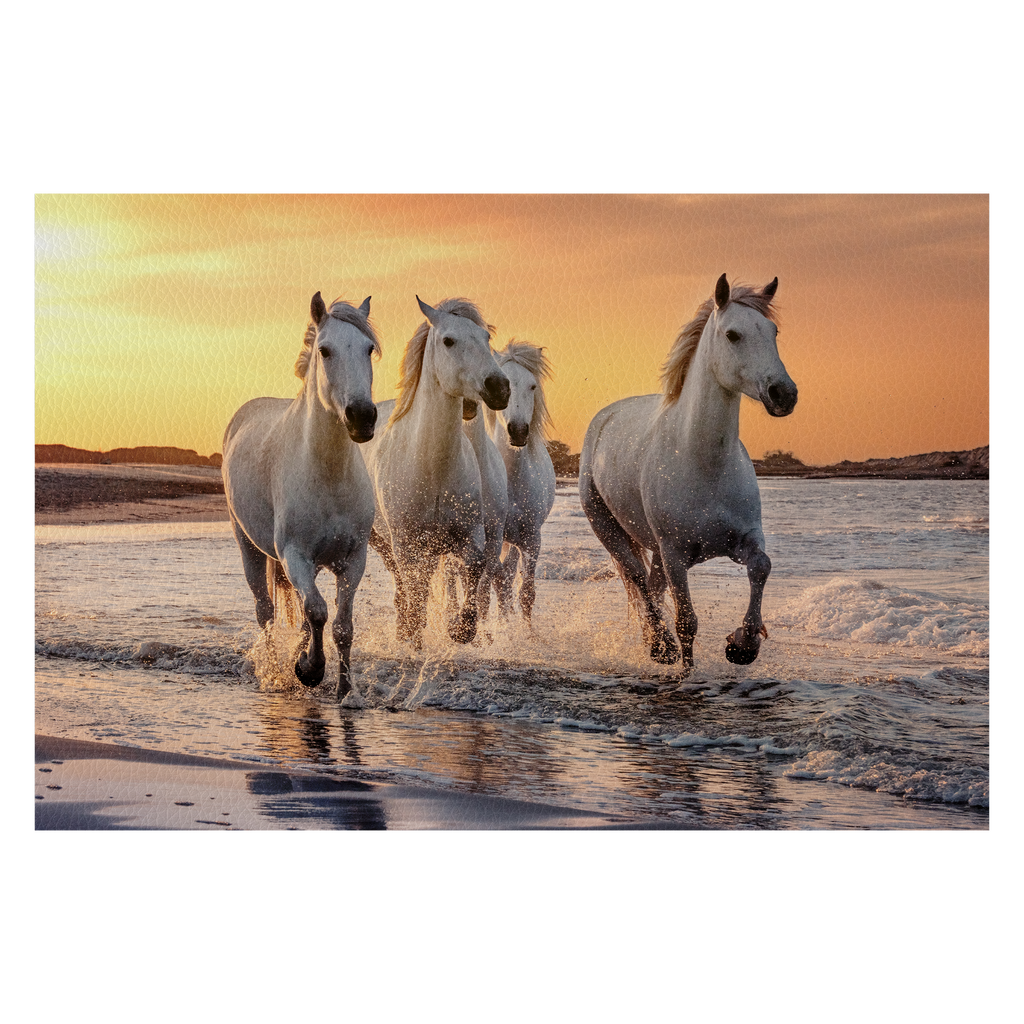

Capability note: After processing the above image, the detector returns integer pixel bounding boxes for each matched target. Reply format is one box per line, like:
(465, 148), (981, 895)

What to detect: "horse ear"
(416, 295), (440, 325)
(715, 273), (730, 309)
(358, 296), (371, 318)
(762, 277), (779, 299)
(311, 291), (327, 325)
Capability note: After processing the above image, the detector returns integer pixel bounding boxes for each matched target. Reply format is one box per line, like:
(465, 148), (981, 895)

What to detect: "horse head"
(416, 296), (510, 411)
(708, 274), (797, 417)
(309, 292), (379, 442)
(495, 346), (550, 447)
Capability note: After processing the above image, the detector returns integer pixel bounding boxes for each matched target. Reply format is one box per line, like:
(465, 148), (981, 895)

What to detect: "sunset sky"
(35, 194), (988, 465)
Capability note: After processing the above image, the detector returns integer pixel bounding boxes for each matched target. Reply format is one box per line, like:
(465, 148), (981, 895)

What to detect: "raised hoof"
(294, 655), (325, 688)
(725, 625), (767, 666)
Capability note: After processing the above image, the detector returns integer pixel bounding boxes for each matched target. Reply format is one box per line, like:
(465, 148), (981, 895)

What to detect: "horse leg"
(394, 548), (432, 649)
(370, 527), (411, 640)
(659, 545), (699, 675)
(278, 548), (328, 687)
(726, 537), (771, 666)
(581, 478), (679, 664)
(494, 542), (518, 617)
(448, 541), (485, 644)
(331, 546), (368, 700)
(518, 533), (542, 625)
(230, 516), (274, 628)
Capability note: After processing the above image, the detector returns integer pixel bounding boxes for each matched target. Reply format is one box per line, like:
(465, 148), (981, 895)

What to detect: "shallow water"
(35, 479), (989, 828)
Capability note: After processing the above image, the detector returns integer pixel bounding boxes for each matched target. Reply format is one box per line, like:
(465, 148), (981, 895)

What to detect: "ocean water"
(35, 478), (989, 828)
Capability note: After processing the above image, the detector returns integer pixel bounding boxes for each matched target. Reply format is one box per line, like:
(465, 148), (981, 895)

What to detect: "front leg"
(278, 546), (328, 687)
(332, 546), (368, 700)
(659, 542), (698, 675)
(517, 532), (542, 624)
(493, 542), (518, 618)
(726, 537), (771, 666)
(449, 536), (485, 644)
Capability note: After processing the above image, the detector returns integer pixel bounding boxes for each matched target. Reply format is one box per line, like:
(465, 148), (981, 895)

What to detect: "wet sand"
(35, 735), (656, 830)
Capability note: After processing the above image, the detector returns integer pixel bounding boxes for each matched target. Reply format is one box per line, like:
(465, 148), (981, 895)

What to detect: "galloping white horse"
(362, 297), (510, 648)
(485, 342), (556, 622)
(579, 274), (797, 673)
(222, 293), (380, 698)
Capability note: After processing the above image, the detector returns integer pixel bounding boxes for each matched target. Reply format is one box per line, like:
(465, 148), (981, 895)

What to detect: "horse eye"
(367, 344), (374, 357)
(531, 384), (537, 390)
(319, 346), (332, 358)
(725, 330), (741, 343)
(443, 336), (456, 348)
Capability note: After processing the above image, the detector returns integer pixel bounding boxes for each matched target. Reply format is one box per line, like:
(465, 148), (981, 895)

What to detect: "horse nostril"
(483, 373), (510, 410)
(345, 402), (377, 430)
(508, 422), (529, 446)
(767, 382), (797, 414)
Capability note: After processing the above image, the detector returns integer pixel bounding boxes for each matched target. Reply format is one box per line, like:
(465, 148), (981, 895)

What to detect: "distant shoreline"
(35, 443), (989, 522)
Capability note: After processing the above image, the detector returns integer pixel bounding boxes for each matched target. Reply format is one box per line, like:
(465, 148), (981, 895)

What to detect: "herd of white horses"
(222, 275), (797, 698)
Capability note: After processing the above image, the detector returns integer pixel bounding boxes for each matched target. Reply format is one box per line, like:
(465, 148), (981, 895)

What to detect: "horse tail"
(580, 470), (652, 623)
(618, 540), (652, 622)
(267, 558), (301, 628)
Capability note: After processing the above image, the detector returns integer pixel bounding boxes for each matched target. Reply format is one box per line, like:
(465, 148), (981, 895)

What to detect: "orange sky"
(35, 194), (988, 464)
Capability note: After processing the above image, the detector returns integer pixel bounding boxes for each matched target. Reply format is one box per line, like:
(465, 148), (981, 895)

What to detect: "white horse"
(484, 341), (556, 622)
(579, 274), (797, 673)
(362, 297), (510, 648)
(222, 293), (380, 698)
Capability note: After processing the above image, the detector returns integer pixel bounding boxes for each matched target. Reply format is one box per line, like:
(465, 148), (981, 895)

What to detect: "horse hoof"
(294, 657), (325, 687)
(724, 626), (765, 667)
(725, 640), (760, 665)
(336, 677), (352, 700)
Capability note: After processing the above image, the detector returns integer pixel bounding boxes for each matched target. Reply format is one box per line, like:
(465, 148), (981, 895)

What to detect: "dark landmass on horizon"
(35, 442), (989, 515)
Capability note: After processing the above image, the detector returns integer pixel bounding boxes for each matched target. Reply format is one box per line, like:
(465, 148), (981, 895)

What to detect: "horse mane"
(390, 298), (494, 424)
(495, 339), (554, 441)
(294, 297), (381, 380)
(659, 284), (778, 407)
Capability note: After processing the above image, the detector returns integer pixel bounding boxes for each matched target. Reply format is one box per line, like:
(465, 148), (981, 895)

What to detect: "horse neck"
(297, 375), (358, 471)
(402, 357), (467, 470)
(666, 335), (741, 468)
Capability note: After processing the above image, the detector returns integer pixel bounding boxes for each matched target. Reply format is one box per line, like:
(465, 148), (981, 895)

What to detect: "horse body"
(222, 293), (379, 698)
(580, 274), (797, 672)
(486, 342), (556, 621)
(363, 297), (510, 647)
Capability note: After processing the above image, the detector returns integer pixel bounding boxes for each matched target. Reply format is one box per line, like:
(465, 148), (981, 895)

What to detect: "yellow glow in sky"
(35, 194), (988, 464)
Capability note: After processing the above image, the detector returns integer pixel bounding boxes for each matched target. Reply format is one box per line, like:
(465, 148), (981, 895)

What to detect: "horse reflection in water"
(580, 274), (798, 674)
(222, 293), (380, 699)
(362, 297), (510, 648)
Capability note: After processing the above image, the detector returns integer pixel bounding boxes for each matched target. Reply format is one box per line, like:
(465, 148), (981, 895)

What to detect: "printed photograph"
(34, 194), (989, 829)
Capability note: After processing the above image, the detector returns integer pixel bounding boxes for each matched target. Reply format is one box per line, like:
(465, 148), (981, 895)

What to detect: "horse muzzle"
(760, 380), (798, 418)
(480, 373), (510, 411)
(343, 400), (378, 443)
(507, 420), (529, 447)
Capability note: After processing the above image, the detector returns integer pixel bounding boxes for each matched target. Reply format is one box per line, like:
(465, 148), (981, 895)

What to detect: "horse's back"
(223, 397), (290, 450)
(581, 394), (660, 492)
